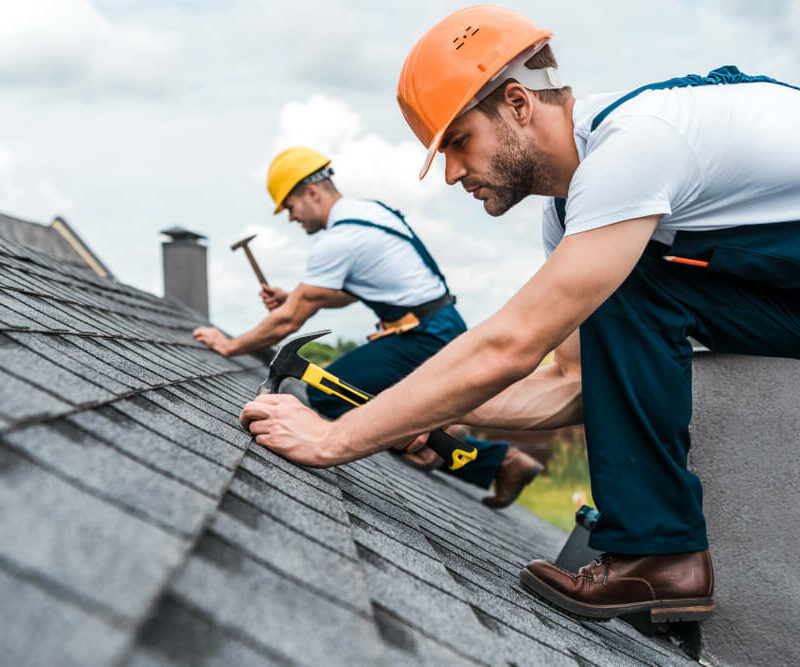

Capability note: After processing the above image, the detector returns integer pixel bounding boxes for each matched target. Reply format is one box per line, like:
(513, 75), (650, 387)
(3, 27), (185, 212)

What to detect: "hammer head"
(231, 234), (257, 251)
(258, 329), (331, 395)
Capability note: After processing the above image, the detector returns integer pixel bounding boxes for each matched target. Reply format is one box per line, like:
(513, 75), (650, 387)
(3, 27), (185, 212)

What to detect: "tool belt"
(368, 293), (455, 341)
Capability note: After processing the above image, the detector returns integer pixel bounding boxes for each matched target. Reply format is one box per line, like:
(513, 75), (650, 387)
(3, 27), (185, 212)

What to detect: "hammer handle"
(243, 246), (268, 286)
(299, 363), (477, 471)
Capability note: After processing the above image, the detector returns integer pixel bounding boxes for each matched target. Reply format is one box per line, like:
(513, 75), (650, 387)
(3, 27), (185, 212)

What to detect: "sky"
(1, 0), (799, 342)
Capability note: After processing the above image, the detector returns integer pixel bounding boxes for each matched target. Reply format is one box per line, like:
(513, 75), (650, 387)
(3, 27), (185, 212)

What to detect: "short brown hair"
(287, 177), (338, 200)
(476, 44), (571, 118)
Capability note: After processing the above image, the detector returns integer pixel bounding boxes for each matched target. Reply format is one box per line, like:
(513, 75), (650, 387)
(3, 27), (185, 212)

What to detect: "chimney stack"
(161, 226), (209, 318)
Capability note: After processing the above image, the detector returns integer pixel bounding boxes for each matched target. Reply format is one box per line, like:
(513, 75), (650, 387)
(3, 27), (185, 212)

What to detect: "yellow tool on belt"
(259, 330), (478, 471)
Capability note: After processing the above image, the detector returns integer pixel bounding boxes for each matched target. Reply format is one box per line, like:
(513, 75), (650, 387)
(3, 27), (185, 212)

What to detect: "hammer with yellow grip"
(258, 330), (478, 471)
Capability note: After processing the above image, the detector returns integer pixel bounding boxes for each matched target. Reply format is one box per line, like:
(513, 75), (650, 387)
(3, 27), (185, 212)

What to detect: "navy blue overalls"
(555, 67), (800, 554)
(307, 201), (509, 488)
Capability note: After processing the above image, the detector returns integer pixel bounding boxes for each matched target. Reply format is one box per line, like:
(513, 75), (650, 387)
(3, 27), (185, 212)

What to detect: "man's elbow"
(482, 332), (541, 388)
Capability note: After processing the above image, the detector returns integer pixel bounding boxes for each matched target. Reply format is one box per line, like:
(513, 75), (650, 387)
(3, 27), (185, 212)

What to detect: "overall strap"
(553, 66), (800, 232)
(554, 196), (567, 231)
(332, 200), (450, 292)
(590, 65), (800, 131)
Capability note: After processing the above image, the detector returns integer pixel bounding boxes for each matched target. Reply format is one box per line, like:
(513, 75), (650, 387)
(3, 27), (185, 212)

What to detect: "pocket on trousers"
(707, 245), (800, 289)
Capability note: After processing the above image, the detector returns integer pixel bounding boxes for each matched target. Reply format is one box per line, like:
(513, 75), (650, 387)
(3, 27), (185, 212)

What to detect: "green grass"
(515, 434), (594, 533)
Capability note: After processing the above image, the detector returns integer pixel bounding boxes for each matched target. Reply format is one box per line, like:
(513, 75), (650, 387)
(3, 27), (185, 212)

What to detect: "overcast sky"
(2, 0), (799, 342)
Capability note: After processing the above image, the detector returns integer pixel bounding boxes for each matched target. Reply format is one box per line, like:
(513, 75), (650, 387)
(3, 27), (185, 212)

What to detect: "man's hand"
(240, 394), (339, 467)
(392, 433), (430, 454)
(240, 394), (432, 468)
(192, 326), (232, 356)
(260, 285), (288, 310)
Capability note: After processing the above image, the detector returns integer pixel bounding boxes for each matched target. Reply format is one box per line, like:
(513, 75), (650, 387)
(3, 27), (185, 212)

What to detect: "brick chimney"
(160, 226), (209, 318)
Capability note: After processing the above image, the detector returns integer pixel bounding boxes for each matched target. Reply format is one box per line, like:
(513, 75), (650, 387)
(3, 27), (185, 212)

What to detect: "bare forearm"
(226, 313), (297, 356)
(460, 364), (583, 430)
(333, 314), (560, 459)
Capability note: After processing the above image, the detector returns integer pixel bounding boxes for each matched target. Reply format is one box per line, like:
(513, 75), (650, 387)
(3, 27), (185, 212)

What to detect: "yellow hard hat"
(267, 147), (332, 214)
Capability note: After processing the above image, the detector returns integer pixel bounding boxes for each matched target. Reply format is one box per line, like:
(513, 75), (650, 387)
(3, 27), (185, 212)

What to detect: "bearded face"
(445, 106), (555, 217)
(480, 117), (554, 216)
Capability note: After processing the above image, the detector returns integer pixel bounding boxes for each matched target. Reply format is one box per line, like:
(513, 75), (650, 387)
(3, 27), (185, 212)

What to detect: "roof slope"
(0, 212), (113, 277)
(0, 236), (693, 666)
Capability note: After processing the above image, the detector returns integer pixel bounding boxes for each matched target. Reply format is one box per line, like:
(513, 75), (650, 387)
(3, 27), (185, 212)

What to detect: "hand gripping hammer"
(258, 330), (478, 471)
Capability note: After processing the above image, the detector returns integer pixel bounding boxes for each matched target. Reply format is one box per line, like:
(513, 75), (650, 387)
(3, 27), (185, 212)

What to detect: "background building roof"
(0, 235), (692, 666)
(0, 211), (113, 278)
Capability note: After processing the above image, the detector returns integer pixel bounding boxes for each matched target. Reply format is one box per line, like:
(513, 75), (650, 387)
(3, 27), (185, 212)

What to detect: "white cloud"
(0, 145), (76, 221)
(267, 94), (444, 207)
(0, 0), (181, 95)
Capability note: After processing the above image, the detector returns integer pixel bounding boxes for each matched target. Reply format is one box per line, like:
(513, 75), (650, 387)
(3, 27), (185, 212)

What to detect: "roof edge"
(50, 216), (115, 279)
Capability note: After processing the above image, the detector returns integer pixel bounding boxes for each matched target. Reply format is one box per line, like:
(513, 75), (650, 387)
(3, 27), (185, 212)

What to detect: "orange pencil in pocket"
(663, 255), (709, 268)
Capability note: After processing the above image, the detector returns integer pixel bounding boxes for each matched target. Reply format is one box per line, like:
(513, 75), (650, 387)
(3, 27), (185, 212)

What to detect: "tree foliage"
(299, 338), (359, 366)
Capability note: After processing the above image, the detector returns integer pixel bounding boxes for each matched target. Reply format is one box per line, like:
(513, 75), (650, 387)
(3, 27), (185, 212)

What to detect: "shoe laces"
(594, 553), (612, 585)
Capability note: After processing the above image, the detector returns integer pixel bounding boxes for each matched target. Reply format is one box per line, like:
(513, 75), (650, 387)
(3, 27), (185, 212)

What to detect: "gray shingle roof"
(0, 212), (113, 277)
(0, 236), (694, 666)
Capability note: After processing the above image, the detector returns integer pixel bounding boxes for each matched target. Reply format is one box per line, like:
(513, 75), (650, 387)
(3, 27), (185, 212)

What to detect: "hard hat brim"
(419, 128), (444, 180)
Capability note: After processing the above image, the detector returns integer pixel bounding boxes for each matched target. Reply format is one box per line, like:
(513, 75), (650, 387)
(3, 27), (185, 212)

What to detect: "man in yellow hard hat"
(240, 5), (800, 623)
(194, 146), (545, 507)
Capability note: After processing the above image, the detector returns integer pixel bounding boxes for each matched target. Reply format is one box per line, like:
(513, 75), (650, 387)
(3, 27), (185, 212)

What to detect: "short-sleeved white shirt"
(303, 197), (447, 306)
(543, 80), (800, 256)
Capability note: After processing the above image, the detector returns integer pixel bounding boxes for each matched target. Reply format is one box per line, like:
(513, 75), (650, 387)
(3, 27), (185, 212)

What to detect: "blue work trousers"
(308, 305), (509, 488)
(582, 222), (800, 554)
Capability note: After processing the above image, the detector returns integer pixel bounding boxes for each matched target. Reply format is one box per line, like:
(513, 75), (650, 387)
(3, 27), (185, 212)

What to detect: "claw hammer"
(231, 234), (269, 287)
(258, 330), (478, 471)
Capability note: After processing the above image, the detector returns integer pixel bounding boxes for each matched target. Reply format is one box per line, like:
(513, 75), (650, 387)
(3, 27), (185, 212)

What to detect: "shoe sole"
(519, 568), (714, 623)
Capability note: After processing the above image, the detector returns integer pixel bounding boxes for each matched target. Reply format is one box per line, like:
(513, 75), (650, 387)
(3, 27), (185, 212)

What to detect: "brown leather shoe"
(520, 551), (714, 622)
(482, 446), (544, 509)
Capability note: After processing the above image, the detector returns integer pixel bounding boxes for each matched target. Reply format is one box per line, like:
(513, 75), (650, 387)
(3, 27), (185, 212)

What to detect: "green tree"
(299, 337), (359, 366)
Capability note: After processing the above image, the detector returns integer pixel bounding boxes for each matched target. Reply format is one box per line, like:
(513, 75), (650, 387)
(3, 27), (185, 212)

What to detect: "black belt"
(406, 293), (455, 322)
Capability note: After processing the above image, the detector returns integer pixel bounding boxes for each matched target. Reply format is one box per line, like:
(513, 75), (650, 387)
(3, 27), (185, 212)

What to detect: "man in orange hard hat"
(240, 6), (800, 622)
(195, 146), (545, 507)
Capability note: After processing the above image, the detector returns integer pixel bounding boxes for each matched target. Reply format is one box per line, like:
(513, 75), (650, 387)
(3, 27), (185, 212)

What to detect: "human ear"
(306, 184), (320, 203)
(503, 82), (533, 124)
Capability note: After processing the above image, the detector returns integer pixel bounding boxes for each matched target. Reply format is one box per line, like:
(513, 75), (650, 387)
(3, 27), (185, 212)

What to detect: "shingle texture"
(0, 237), (693, 666)
(0, 212), (101, 272)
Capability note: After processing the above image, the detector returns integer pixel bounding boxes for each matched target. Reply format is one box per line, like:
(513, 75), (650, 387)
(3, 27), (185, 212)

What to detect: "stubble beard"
(482, 120), (552, 217)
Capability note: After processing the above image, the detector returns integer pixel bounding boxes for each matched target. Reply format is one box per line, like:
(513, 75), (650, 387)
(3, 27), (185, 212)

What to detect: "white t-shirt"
(543, 80), (800, 256)
(303, 197), (447, 306)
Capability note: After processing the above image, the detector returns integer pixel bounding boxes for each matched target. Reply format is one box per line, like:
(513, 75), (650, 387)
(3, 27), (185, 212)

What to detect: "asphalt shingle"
(112, 396), (244, 470)
(67, 406), (231, 496)
(3, 421), (217, 536)
(0, 236), (695, 666)
(169, 533), (387, 665)
(0, 368), (73, 425)
(0, 333), (115, 406)
(129, 597), (282, 667)
(0, 446), (186, 622)
(0, 565), (130, 667)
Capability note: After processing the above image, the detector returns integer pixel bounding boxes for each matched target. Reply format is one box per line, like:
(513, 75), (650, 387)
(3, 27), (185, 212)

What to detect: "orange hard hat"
(398, 5), (554, 179)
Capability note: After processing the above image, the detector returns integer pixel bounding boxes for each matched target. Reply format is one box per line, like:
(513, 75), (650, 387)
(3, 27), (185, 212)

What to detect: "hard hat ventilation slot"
(454, 26), (480, 50)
